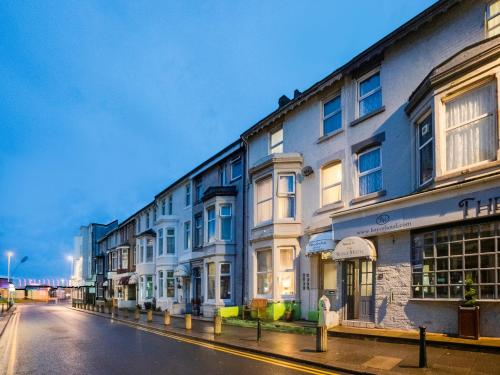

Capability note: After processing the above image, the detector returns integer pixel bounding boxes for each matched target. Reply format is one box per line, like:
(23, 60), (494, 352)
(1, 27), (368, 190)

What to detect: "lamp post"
(7, 251), (13, 305)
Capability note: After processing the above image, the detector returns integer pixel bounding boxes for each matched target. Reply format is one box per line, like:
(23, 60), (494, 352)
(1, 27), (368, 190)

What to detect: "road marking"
(114, 319), (339, 375)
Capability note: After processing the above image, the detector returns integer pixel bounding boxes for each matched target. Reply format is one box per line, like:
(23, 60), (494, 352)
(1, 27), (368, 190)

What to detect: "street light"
(6, 251), (13, 305)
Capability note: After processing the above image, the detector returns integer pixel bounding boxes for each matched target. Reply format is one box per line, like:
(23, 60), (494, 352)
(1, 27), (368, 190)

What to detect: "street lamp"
(6, 251), (13, 305)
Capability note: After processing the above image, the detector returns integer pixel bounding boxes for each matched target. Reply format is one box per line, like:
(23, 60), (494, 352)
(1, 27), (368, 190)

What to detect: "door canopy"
(332, 236), (377, 261)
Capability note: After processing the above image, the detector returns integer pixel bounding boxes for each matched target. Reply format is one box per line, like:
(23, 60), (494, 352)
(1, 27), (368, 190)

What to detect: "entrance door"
(344, 259), (375, 322)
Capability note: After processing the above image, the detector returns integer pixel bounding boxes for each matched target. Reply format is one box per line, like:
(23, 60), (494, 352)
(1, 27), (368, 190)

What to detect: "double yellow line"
(119, 319), (338, 375)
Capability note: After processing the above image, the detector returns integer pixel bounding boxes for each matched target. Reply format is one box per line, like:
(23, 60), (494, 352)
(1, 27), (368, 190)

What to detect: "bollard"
(257, 318), (262, 341)
(134, 308), (140, 321)
(92, 305), (95, 312)
(147, 309), (153, 322)
(100, 305), (105, 313)
(123, 308), (129, 319)
(214, 315), (222, 335)
(107, 305), (112, 314)
(185, 314), (192, 330)
(316, 325), (328, 352)
(164, 310), (171, 326)
(419, 326), (427, 368)
(113, 306), (119, 318)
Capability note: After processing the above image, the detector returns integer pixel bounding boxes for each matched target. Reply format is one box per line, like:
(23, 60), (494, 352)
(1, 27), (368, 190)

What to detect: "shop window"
(256, 177), (273, 224)
(278, 174), (295, 219)
(321, 162), (342, 206)
(220, 204), (232, 241)
(358, 147), (382, 196)
(486, 1), (500, 37)
(207, 263), (216, 300)
(323, 94), (342, 135)
(417, 115), (433, 185)
(411, 221), (500, 300)
(257, 249), (273, 296)
(279, 248), (295, 297)
(207, 206), (216, 242)
(166, 271), (175, 298)
(358, 70), (382, 117)
(444, 83), (496, 172)
(158, 271), (164, 298)
(146, 239), (154, 262)
(270, 127), (284, 154)
(158, 228), (164, 256)
(220, 263), (231, 300)
(166, 228), (175, 254)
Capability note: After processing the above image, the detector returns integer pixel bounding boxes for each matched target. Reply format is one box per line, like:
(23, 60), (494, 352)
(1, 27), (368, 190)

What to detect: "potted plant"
(284, 301), (294, 322)
(458, 276), (480, 339)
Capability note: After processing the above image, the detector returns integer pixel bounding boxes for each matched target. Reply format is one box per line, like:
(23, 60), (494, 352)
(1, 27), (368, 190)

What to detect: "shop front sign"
(331, 237), (377, 261)
(306, 231), (334, 255)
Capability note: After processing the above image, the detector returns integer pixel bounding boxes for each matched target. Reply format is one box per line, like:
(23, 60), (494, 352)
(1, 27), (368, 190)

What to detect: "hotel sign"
(333, 186), (500, 239)
(331, 237), (377, 261)
(306, 231), (334, 255)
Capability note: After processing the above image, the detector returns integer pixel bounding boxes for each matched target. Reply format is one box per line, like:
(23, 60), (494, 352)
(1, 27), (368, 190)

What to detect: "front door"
(344, 259), (375, 322)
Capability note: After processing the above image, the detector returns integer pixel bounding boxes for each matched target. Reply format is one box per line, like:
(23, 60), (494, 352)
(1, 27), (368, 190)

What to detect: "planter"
(458, 306), (480, 339)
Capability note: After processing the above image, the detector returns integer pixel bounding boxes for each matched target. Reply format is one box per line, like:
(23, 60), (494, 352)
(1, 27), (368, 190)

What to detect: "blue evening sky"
(0, 0), (436, 281)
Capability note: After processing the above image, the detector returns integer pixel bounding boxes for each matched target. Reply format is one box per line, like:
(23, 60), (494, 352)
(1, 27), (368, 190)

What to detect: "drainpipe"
(241, 136), (249, 306)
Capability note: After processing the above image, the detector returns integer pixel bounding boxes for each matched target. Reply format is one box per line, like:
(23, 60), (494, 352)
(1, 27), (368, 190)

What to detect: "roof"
(241, 0), (460, 139)
(136, 229), (157, 238)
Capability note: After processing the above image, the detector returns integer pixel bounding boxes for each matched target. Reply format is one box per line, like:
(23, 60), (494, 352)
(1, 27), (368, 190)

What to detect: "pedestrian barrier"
(214, 315), (222, 335)
(185, 314), (192, 330)
(147, 309), (153, 322)
(316, 325), (327, 352)
(164, 310), (171, 326)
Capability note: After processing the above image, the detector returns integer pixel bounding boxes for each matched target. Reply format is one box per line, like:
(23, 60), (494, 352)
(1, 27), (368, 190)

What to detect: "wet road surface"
(0, 304), (340, 375)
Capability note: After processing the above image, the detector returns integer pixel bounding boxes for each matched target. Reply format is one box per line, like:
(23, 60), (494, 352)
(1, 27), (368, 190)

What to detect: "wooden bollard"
(134, 308), (140, 320)
(316, 325), (328, 352)
(164, 310), (171, 325)
(214, 315), (222, 335)
(147, 309), (153, 322)
(185, 314), (192, 330)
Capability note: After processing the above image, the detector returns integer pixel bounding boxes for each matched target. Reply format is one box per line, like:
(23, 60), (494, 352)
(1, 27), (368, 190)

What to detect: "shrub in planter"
(458, 276), (480, 339)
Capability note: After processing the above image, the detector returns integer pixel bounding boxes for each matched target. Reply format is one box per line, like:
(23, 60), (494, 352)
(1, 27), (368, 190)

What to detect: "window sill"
(314, 201), (345, 216)
(349, 106), (385, 127)
(435, 159), (500, 183)
(350, 189), (386, 205)
(316, 129), (344, 144)
(230, 176), (242, 183)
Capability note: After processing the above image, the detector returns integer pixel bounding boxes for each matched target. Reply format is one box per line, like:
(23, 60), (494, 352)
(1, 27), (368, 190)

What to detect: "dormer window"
(358, 70), (382, 117)
(444, 83), (497, 172)
(486, 1), (500, 37)
(270, 127), (283, 154)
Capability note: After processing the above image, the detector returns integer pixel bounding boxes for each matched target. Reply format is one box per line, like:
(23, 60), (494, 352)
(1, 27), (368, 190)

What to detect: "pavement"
(73, 305), (500, 374)
(0, 303), (348, 375)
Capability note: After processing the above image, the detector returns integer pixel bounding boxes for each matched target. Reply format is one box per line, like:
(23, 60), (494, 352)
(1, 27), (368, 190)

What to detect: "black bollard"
(419, 326), (427, 368)
(257, 318), (262, 341)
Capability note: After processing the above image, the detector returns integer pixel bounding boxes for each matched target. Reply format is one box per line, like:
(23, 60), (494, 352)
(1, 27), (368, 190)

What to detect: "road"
(0, 304), (341, 375)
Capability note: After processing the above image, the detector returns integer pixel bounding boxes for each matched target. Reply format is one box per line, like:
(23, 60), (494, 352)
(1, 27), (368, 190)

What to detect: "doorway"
(343, 259), (375, 322)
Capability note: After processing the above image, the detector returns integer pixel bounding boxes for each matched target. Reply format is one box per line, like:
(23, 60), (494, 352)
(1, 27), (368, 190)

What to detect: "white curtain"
(446, 84), (496, 171)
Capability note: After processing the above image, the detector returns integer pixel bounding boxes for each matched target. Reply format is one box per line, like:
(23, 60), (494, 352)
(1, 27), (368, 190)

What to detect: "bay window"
(111, 251), (117, 271)
(279, 248), (295, 297)
(146, 275), (153, 299)
(122, 248), (128, 269)
(166, 228), (175, 254)
(270, 127), (283, 154)
(278, 174), (295, 219)
(321, 162), (342, 206)
(220, 263), (231, 300)
(139, 276), (145, 299)
(256, 177), (273, 224)
(487, 1), (500, 37)
(207, 207), (216, 242)
(146, 239), (153, 262)
(158, 271), (164, 298)
(220, 204), (232, 240)
(323, 94), (342, 135)
(358, 71), (382, 117)
(207, 263), (216, 300)
(257, 250), (272, 296)
(140, 241), (144, 263)
(417, 115), (434, 185)
(444, 83), (497, 172)
(166, 271), (175, 297)
(358, 147), (382, 196)
(158, 228), (164, 256)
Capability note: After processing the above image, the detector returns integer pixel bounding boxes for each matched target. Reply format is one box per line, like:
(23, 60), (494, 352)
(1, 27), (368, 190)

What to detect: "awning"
(305, 231), (334, 255)
(118, 276), (130, 285)
(128, 274), (138, 285)
(331, 236), (377, 261)
(174, 264), (191, 278)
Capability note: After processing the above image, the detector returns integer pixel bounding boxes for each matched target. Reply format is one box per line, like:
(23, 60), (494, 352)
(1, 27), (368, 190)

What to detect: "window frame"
(416, 112), (434, 187)
(322, 93), (342, 136)
(166, 228), (176, 254)
(486, 0), (500, 37)
(256, 249), (273, 298)
(195, 179), (203, 203)
(279, 247), (295, 298)
(230, 156), (243, 181)
(357, 69), (382, 118)
(220, 263), (232, 301)
(357, 146), (383, 196)
(166, 271), (175, 298)
(158, 271), (164, 298)
(219, 204), (233, 241)
(158, 228), (164, 256)
(321, 161), (342, 206)
(184, 221), (191, 250)
(168, 195), (173, 215)
(255, 176), (273, 225)
(207, 262), (216, 301)
(206, 206), (216, 243)
(194, 214), (203, 248)
(185, 183), (191, 207)
(269, 126), (284, 154)
(277, 173), (296, 219)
